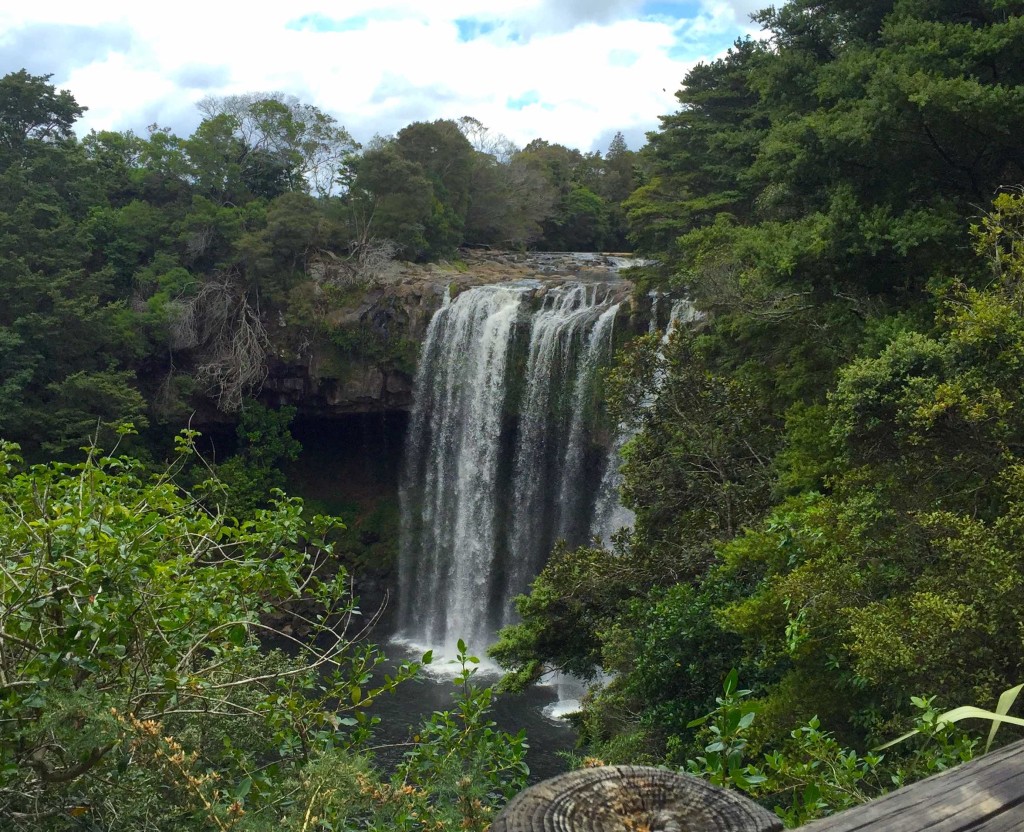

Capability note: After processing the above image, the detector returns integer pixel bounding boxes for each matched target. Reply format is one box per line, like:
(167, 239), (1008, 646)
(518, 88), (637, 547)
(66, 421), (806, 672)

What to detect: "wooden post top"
(492, 765), (783, 832)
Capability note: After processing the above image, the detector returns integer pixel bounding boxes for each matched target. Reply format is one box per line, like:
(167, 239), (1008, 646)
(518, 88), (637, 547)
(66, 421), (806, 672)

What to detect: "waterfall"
(554, 301), (621, 543)
(590, 297), (701, 545)
(648, 292), (660, 334)
(589, 427), (636, 546)
(397, 282), (622, 657)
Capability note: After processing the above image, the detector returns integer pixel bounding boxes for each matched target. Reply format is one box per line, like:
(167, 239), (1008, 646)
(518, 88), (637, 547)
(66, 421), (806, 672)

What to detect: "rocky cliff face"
(259, 251), (644, 417)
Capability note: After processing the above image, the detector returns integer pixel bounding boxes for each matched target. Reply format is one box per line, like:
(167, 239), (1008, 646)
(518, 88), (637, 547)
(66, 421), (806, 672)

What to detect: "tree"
(0, 432), (422, 828)
(197, 93), (359, 198)
(0, 71), (147, 454)
(514, 139), (620, 250)
(393, 120), (475, 257)
(625, 38), (767, 256)
(599, 132), (636, 249)
(81, 130), (148, 207)
(394, 119), (475, 217)
(0, 70), (83, 157)
(601, 132), (634, 204)
(460, 120), (557, 248)
(0, 432), (536, 831)
(553, 185), (611, 251)
(457, 115), (517, 163)
(347, 143), (435, 257)
(211, 403), (302, 517)
(673, 194), (1024, 752)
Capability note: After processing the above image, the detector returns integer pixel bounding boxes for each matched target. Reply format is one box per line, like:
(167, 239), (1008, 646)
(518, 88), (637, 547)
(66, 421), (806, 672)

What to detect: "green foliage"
(491, 541), (630, 690)
(0, 435), (532, 831)
(43, 368), (150, 454)
(208, 403), (302, 517)
(626, 38), (767, 255)
(581, 581), (749, 763)
(551, 186), (611, 251)
(685, 673), (983, 827)
(0, 69), (83, 156)
(514, 139), (620, 251)
(878, 688), (1024, 753)
(330, 496), (401, 576)
(608, 329), (779, 575)
(394, 642), (529, 831)
(328, 319), (420, 379)
(252, 645), (527, 832)
(0, 432), (427, 829)
(463, 148), (556, 247)
(349, 143), (435, 258)
(498, 3), (1024, 801)
(0, 75), (148, 454)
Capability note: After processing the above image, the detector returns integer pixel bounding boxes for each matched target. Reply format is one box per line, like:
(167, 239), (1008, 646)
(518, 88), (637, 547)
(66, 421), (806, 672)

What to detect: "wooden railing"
(493, 738), (1024, 831)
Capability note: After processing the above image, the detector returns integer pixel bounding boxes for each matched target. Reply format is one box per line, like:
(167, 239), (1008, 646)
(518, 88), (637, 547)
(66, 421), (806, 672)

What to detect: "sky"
(0, 0), (764, 154)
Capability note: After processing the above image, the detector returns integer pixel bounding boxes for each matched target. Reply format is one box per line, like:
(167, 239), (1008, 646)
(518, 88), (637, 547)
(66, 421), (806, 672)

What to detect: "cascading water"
(397, 281), (622, 657)
(554, 301), (621, 541)
(505, 288), (623, 615)
(590, 298), (701, 544)
(589, 427), (636, 546)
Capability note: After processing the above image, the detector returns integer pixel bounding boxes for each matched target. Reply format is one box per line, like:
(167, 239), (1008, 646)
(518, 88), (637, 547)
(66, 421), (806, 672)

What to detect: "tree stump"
(492, 765), (783, 832)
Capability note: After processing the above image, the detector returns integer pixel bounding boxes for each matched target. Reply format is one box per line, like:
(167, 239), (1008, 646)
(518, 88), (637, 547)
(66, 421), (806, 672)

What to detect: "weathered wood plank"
(800, 738), (1024, 831)
(493, 765), (783, 832)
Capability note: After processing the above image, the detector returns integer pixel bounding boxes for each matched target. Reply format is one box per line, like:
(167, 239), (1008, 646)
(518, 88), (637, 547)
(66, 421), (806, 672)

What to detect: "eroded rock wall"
(259, 251), (646, 417)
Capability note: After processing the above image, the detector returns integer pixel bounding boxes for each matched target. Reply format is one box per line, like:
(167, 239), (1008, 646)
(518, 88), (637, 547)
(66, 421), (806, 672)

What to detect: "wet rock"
(259, 249), (640, 418)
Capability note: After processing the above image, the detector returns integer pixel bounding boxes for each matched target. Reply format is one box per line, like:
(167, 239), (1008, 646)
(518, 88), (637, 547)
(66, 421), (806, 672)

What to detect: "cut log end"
(493, 766), (783, 832)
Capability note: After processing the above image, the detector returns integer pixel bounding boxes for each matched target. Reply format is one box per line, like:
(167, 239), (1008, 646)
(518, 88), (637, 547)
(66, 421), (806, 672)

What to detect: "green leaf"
(877, 701), (1024, 750)
(986, 683), (1023, 753)
(228, 624), (247, 647)
(723, 668), (739, 696)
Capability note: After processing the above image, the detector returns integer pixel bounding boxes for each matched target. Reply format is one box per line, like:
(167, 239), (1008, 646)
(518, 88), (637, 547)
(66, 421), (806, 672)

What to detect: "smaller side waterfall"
(589, 428), (636, 546)
(590, 298), (700, 544)
(555, 301), (620, 542)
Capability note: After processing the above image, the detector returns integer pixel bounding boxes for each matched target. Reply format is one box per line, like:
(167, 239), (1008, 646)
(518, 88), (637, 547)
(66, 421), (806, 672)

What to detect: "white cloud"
(0, 0), (762, 152)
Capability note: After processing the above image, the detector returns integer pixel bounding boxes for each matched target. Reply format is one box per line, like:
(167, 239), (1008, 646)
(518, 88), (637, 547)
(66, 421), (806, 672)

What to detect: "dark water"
(283, 414), (578, 783)
(364, 646), (578, 783)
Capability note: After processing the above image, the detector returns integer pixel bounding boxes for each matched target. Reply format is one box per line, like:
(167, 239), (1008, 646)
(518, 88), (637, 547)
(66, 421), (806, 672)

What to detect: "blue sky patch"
(286, 14), (369, 33)
(664, 8), (744, 62)
(641, 1), (704, 21)
(455, 18), (499, 42)
(507, 90), (541, 110)
(667, 29), (739, 61)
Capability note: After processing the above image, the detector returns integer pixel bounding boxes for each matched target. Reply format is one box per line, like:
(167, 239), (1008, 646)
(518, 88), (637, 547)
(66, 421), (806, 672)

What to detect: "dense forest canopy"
(3, 0), (1024, 827)
(494, 0), (1024, 821)
(0, 70), (637, 457)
